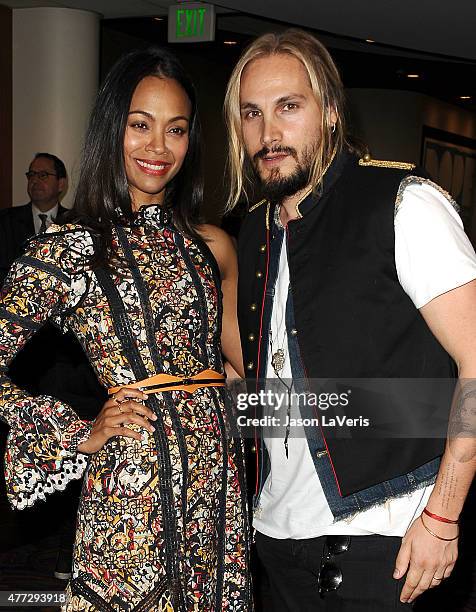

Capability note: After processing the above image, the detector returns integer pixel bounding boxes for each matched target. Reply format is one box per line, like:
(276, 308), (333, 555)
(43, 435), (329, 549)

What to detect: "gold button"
(248, 333), (255, 341)
(363, 152), (371, 162)
(256, 271), (263, 279)
(250, 303), (257, 312)
(290, 328), (297, 336)
(246, 362), (254, 370)
(316, 450), (328, 459)
(259, 244), (266, 253)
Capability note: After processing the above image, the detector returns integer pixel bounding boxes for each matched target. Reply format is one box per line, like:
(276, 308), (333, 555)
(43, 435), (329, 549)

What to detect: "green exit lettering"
(176, 8), (206, 38)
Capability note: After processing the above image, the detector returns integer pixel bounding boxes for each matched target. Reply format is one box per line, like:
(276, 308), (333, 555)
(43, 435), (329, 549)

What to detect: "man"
(0, 152), (67, 283)
(224, 30), (476, 609)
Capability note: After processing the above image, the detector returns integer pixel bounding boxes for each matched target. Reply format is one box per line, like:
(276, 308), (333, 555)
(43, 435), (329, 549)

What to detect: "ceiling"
(3, 0), (476, 60)
(4, 0), (476, 111)
(217, 0), (476, 61)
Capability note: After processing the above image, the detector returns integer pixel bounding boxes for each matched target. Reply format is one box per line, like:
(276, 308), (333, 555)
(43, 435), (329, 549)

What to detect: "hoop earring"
(331, 123), (336, 134)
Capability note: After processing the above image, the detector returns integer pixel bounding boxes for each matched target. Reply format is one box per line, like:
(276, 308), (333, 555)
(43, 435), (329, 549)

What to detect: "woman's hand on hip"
(77, 388), (156, 454)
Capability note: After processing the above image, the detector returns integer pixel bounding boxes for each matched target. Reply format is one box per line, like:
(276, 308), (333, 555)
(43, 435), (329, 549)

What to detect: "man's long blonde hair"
(224, 29), (347, 211)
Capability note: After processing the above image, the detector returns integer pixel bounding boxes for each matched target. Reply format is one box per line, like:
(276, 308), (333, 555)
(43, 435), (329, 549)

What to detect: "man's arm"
(395, 279), (476, 604)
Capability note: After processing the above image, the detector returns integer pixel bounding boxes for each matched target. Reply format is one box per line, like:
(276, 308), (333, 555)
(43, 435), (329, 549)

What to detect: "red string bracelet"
(423, 507), (459, 524)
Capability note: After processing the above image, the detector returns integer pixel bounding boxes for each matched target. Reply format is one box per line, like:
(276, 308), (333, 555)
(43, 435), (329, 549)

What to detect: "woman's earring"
(331, 123), (336, 134)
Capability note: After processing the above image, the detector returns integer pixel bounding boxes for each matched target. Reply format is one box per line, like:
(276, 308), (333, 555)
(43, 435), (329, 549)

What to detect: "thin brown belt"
(108, 368), (226, 396)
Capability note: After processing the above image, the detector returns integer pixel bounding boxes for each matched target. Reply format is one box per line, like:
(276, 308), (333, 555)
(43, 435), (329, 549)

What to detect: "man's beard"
(248, 143), (316, 204)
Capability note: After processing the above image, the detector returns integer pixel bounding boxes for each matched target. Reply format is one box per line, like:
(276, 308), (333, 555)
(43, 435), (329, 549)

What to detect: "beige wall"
(347, 89), (476, 241)
(0, 5), (12, 210)
(346, 89), (476, 164)
(12, 7), (100, 207)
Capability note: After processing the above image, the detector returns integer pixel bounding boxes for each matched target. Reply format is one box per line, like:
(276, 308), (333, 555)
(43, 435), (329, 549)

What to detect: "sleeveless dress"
(0, 205), (251, 611)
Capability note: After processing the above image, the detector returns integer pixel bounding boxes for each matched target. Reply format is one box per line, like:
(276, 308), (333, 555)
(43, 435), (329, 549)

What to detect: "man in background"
(0, 152), (67, 283)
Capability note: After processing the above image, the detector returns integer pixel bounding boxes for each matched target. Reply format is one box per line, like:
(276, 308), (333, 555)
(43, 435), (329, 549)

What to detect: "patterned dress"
(0, 205), (251, 611)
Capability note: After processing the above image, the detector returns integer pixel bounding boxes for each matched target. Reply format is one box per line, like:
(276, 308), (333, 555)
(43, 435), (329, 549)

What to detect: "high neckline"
(116, 204), (172, 229)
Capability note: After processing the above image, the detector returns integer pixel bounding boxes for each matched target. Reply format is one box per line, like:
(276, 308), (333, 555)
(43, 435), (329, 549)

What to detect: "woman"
(0, 47), (251, 610)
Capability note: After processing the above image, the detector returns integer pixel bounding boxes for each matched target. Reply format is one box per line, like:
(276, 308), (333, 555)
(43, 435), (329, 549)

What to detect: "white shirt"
(253, 180), (476, 539)
(32, 203), (59, 234)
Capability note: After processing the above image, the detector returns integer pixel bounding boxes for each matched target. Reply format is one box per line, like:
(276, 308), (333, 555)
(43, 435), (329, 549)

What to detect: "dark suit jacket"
(0, 202), (68, 285)
(0, 202), (106, 420)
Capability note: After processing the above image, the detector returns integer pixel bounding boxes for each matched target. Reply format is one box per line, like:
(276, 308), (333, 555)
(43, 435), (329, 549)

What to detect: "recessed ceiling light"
(365, 39), (375, 43)
(406, 74), (420, 78)
(224, 40), (238, 45)
(460, 96), (472, 100)
(154, 17), (163, 21)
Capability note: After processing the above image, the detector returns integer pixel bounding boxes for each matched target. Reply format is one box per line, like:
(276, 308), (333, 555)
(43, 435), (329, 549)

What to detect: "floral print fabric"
(0, 205), (251, 611)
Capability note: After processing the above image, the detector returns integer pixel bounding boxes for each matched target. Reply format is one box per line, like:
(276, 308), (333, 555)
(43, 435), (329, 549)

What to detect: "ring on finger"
(113, 391), (127, 405)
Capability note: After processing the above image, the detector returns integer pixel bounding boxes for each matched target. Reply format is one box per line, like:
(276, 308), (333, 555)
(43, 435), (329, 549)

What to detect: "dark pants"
(255, 531), (411, 611)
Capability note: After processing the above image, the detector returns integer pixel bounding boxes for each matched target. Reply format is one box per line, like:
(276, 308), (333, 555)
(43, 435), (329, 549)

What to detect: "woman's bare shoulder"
(197, 224), (237, 278)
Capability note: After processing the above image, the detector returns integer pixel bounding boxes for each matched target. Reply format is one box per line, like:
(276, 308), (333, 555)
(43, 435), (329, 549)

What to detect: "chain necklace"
(269, 328), (293, 458)
(269, 241), (293, 457)
(269, 274), (289, 375)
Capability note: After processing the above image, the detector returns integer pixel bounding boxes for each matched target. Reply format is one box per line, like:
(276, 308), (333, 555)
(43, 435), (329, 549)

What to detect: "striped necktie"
(38, 213), (48, 234)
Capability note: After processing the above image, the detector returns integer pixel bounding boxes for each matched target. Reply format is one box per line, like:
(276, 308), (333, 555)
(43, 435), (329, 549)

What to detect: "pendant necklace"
(271, 340), (286, 374)
(269, 295), (293, 458)
(269, 278), (288, 376)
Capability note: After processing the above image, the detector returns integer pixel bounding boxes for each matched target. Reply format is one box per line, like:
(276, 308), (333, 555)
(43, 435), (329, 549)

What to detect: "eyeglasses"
(318, 535), (351, 598)
(25, 171), (57, 181)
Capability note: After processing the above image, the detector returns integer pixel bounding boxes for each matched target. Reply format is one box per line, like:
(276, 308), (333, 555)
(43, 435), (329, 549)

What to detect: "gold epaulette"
(248, 199), (267, 213)
(358, 153), (415, 171)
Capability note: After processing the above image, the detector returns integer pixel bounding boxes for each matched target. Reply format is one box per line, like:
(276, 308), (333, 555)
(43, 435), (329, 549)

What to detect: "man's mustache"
(253, 146), (298, 163)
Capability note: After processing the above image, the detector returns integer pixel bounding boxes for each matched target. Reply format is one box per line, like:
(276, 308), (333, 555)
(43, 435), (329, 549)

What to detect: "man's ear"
(58, 177), (67, 197)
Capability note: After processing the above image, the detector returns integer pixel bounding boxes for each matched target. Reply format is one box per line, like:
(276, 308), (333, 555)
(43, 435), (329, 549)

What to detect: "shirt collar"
(32, 202), (59, 220)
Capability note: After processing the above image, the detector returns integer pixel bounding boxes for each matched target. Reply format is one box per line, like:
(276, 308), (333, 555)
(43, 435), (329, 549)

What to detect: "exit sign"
(168, 3), (216, 43)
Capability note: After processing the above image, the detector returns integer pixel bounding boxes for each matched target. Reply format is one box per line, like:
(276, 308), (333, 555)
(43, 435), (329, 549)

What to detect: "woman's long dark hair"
(67, 46), (203, 266)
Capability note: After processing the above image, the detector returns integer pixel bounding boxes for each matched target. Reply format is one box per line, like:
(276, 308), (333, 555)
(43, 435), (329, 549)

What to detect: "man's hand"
(77, 388), (156, 454)
(394, 514), (458, 604)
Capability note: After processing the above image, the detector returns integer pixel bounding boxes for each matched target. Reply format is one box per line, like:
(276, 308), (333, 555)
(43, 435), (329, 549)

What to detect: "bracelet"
(423, 508), (459, 524)
(420, 515), (459, 541)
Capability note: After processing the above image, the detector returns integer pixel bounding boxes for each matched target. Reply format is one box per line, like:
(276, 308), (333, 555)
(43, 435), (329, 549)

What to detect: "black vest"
(238, 151), (454, 495)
